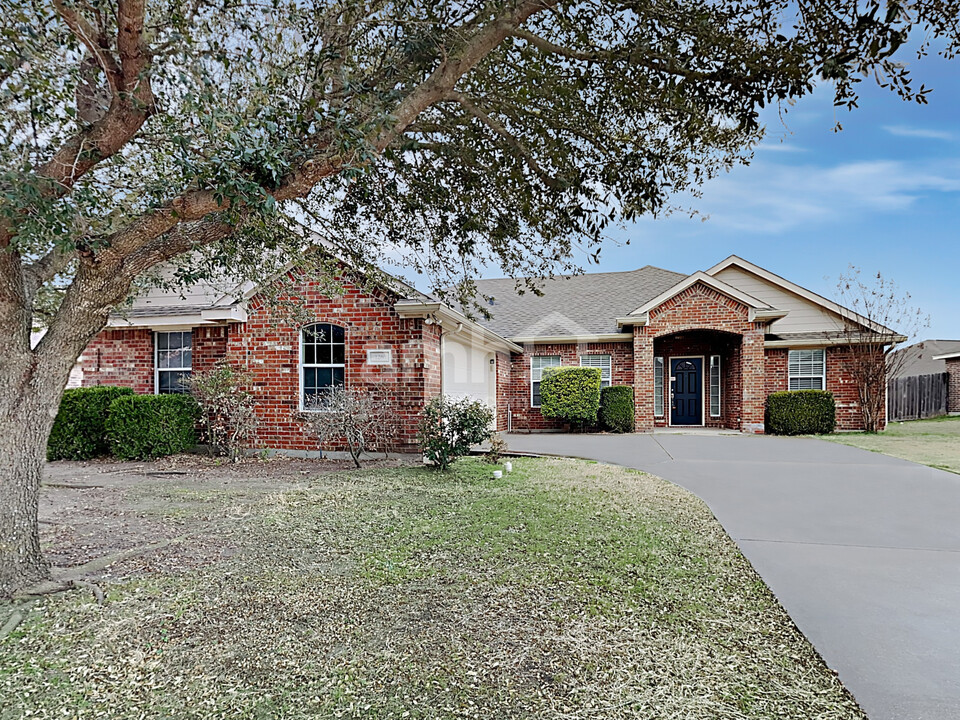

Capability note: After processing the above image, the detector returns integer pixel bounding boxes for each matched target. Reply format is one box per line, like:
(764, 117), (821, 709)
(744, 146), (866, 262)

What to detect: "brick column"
(947, 358), (960, 414)
(634, 327), (654, 431)
(740, 327), (765, 433)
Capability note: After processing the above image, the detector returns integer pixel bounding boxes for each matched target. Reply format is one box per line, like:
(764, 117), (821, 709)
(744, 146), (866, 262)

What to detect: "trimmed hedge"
(47, 386), (135, 461)
(539, 366), (602, 428)
(105, 394), (201, 460)
(599, 385), (634, 433)
(766, 390), (836, 435)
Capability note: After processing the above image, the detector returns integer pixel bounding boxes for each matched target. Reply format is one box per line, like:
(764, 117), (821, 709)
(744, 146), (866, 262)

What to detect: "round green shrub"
(539, 366), (602, 428)
(105, 394), (201, 460)
(599, 385), (634, 433)
(417, 395), (494, 470)
(47, 386), (135, 461)
(766, 390), (836, 435)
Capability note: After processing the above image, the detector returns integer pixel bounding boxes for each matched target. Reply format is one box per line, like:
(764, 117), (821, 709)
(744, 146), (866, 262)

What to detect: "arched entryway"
(653, 329), (743, 429)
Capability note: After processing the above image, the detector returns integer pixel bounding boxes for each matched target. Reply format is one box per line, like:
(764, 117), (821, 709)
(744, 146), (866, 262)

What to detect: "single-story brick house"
(76, 255), (901, 451)
(930, 350), (960, 414)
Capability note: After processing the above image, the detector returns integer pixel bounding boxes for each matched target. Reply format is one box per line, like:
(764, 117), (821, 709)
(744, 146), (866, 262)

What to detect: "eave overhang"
(393, 301), (522, 354)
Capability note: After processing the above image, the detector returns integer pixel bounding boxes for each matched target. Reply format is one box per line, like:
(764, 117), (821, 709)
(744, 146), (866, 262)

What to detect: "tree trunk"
(0, 358), (64, 596)
(0, 258), (131, 597)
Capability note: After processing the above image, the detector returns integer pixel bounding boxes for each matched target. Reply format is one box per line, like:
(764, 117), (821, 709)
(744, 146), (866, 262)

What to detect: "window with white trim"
(788, 348), (826, 390)
(709, 355), (721, 417)
(580, 354), (612, 388)
(301, 323), (346, 408)
(654, 356), (664, 417)
(531, 356), (561, 407)
(155, 331), (192, 394)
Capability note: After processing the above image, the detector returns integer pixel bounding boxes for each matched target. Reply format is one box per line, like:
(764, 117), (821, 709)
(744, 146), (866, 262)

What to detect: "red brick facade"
(82, 275), (441, 452)
(79, 329), (154, 394)
(78, 275), (885, 448)
(632, 283), (766, 433)
(506, 341), (634, 431)
(764, 346), (885, 431)
(222, 277), (441, 451)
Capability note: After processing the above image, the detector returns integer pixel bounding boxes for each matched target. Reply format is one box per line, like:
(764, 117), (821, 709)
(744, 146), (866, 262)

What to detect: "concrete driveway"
(503, 431), (960, 720)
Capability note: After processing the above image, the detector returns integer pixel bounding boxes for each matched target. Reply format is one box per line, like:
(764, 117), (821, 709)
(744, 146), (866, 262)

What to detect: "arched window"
(301, 323), (345, 408)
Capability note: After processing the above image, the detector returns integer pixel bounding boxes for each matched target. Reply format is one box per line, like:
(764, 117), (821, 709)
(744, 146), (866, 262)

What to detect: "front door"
(671, 358), (703, 426)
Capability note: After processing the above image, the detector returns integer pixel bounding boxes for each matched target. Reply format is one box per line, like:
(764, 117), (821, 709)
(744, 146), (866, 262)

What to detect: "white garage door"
(442, 334), (497, 423)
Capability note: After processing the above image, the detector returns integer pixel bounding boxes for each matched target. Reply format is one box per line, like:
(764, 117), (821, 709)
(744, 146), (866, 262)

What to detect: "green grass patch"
(1, 458), (864, 719)
(825, 414), (960, 473)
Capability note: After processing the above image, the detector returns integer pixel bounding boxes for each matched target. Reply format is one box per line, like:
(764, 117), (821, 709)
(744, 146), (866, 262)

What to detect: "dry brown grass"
(1, 457), (864, 719)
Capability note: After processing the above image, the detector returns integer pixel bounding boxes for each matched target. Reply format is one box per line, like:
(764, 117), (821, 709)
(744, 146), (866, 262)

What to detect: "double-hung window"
(155, 331), (192, 394)
(580, 354), (612, 388)
(531, 356), (561, 407)
(301, 323), (346, 409)
(788, 349), (826, 390)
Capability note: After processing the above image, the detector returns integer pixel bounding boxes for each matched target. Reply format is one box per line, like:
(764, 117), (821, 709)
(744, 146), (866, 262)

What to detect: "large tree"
(2, 0), (959, 595)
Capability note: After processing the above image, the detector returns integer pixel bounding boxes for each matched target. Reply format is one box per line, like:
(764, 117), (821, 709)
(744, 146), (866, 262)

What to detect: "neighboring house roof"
(891, 340), (960, 377)
(470, 265), (686, 339)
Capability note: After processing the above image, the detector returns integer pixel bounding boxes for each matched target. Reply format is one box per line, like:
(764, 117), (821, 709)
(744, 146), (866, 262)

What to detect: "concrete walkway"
(503, 432), (960, 720)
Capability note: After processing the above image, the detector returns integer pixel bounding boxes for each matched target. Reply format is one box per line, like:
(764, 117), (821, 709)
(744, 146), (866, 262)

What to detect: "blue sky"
(587, 51), (960, 341)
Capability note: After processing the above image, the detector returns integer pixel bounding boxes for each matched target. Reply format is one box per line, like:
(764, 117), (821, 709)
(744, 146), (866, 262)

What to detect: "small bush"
(47, 386), (135, 461)
(187, 362), (258, 460)
(484, 433), (508, 464)
(539, 366), (602, 429)
(599, 386), (634, 433)
(301, 384), (401, 468)
(766, 390), (836, 435)
(105, 394), (201, 460)
(418, 395), (493, 471)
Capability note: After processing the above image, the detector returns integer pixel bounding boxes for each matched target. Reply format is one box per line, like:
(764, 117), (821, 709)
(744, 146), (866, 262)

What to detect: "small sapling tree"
(835, 268), (928, 433)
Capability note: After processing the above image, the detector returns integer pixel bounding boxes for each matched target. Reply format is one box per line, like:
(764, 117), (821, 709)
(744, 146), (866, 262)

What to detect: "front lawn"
(826, 414), (960, 474)
(1, 457), (864, 719)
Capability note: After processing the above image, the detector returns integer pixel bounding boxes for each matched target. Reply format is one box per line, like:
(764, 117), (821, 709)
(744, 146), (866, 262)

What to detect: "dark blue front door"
(671, 358), (703, 426)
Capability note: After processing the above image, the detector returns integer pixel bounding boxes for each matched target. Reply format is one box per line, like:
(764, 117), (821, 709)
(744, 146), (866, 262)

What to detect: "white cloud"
(754, 142), (806, 153)
(660, 158), (960, 234)
(883, 125), (955, 141)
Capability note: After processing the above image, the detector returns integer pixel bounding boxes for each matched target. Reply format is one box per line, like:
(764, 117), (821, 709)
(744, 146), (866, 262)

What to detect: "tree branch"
(512, 27), (713, 81)
(447, 91), (560, 189)
(52, 0), (122, 90)
(23, 245), (76, 307)
(32, 0), (560, 308)
(0, 0), (154, 251)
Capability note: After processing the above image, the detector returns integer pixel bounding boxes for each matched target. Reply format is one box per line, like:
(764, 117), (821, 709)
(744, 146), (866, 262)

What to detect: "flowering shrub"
(418, 396), (493, 470)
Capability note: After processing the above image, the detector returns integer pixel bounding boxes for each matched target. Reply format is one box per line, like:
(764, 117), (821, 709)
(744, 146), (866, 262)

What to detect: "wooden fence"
(887, 373), (949, 421)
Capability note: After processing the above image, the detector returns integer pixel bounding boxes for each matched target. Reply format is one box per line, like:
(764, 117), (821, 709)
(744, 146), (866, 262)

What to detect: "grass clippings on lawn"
(1, 457), (864, 719)
(826, 414), (960, 474)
